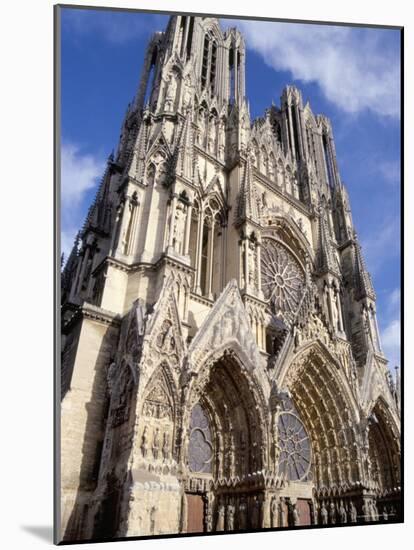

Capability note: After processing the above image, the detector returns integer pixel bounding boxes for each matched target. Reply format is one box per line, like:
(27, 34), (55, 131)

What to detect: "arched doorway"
(281, 345), (362, 525)
(183, 352), (268, 533)
(366, 399), (401, 520)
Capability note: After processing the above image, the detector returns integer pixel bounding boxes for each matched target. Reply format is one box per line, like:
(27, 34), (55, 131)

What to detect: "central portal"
(185, 354), (267, 532)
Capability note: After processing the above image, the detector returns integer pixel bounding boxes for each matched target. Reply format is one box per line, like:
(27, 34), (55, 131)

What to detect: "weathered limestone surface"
(60, 15), (401, 542)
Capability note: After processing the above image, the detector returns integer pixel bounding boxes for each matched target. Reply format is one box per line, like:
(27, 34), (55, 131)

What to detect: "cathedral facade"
(60, 15), (401, 542)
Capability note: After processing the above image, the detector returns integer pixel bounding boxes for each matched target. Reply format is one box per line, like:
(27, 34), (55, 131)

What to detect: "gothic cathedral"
(60, 15), (401, 542)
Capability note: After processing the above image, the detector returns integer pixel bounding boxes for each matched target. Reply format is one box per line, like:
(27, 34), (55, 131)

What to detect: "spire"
(354, 233), (376, 301)
(61, 231), (81, 293)
(237, 156), (259, 224)
(82, 152), (114, 236)
(127, 113), (148, 182)
(316, 209), (340, 276)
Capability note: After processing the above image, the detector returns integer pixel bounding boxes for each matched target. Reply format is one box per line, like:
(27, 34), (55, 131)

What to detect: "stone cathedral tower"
(60, 15), (401, 542)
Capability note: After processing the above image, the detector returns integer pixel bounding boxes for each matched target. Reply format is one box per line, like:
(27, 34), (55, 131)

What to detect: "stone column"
(168, 194), (178, 248)
(244, 238), (249, 292)
(372, 307), (382, 352)
(256, 239), (263, 298)
(183, 202), (193, 256)
(336, 291), (345, 333)
(207, 219), (215, 299)
(287, 104), (296, 159)
(195, 210), (205, 293)
(234, 49), (238, 104)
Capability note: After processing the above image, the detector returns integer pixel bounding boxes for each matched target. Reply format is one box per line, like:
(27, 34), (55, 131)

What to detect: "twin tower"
(60, 15), (401, 542)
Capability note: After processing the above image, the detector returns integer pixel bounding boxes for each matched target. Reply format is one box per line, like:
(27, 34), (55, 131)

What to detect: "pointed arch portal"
(184, 351), (268, 533)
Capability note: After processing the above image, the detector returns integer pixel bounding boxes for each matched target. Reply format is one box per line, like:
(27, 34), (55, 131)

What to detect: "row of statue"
(203, 495), (397, 532)
(140, 426), (171, 462)
(318, 499), (396, 524)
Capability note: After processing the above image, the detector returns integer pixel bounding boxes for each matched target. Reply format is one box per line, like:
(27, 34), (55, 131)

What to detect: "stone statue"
(218, 119), (225, 159)
(227, 503), (235, 531)
(349, 501), (357, 523)
(216, 504), (225, 531)
(162, 431), (170, 461)
(198, 109), (206, 145)
(329, 502), (336, 524)
(141, 426), (149, 457)
(271, 497), (278, 528)
(250, 496), (261, 528)
(152, 427), (160, 460)
(292, 504), (300, 526)
(208, 118), (216, 153)
(182, 76), (192, 109)
(382, 506), (388, 521)
(320, 502), (328, 525)
(338, 501), (347, 523)
(173, 201), (186, 254)
(362, 500), (370, 520)
(238, 498), (247, 530)
(165, 74), (177, 111)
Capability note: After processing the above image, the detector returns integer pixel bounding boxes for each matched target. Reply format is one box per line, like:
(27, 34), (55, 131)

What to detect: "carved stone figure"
(227, 503), (235, 531)
(271, 497), (278, 528)
(329, 502), (336, 525)
(238, 497), (247, 530)
(152, 428), (160, 460)
(165, 73), (177, 111)
(208, 118), (216, 153)
(292, 505), (300, 526)
(338, 501), (347, 524)
(162, 431), (170, 461)
(216, 504), (225, 531)
(349, 501), (357, 523)
(182, 76), (192, 109)
(320, 503), (328, 525)
(141, 426), (149, 457)
(172, 201), (186, 254)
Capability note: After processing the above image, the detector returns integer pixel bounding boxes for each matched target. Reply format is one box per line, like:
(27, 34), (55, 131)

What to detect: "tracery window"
(260, 238), (305, 321)
(278, 411), (311, 481)
(188, 403), (213, 474)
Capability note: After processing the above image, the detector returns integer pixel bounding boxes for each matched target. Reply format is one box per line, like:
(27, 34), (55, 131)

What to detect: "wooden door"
(186, 494), (204, 533)
(296, 499), (312, 526)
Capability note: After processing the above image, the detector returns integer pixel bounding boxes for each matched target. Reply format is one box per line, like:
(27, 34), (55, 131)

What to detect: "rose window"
(261, 239), (305, 320)
(278, 412), (311, 481)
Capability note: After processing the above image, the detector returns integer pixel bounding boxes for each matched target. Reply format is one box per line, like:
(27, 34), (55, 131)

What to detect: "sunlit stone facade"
(60, 15), (401, 542)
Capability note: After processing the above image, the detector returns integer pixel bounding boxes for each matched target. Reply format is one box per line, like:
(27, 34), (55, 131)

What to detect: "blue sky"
(60, 8), (401, 369)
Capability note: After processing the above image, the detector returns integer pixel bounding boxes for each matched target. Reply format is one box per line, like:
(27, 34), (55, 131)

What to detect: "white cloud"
(388, 288), (401, 310)
(234, 20), (400, 118)
(377, 287), (400, 369)
(381, 318), (400, 368)
(60, 143), (104, 263)
(360, 216), (400, 275)
(61, 142), (104, 207)
(377, 160), (400, 185)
